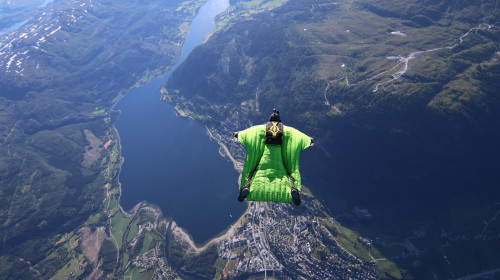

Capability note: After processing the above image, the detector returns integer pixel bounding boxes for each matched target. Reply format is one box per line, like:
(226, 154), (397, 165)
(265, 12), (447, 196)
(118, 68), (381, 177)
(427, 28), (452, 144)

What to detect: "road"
(455, 268), (500, 280)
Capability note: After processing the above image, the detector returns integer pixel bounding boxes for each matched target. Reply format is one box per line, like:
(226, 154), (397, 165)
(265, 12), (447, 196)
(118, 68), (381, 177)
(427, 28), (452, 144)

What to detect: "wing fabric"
(238, 125), (311, 203)
(281, 126), (312, 192)
(238, 125), (266, 188)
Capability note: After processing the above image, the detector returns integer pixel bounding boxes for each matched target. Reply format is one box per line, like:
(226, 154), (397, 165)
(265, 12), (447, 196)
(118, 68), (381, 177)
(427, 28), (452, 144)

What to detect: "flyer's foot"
(291, 188), (301, 206)
(238, 188), (249, 202)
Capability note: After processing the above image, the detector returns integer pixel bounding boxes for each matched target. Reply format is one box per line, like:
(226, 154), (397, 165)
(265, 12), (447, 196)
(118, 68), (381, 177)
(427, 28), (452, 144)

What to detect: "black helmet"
(269, 109), (281, 122)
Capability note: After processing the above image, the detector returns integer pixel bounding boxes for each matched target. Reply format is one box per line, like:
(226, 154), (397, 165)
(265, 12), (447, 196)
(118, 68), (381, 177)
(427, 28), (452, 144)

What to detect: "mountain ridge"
(0, 0), (499, 278)
(0, 0), (203, 277)
(164, 0), (500, 277)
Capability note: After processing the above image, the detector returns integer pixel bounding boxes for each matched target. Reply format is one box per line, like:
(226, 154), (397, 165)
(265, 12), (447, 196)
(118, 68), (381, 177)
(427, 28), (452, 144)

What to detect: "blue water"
(115, 0), (245, 245)
(0, 18), (31, 37)
(0, 0), (56, 37)
(39, 0), (55, 8)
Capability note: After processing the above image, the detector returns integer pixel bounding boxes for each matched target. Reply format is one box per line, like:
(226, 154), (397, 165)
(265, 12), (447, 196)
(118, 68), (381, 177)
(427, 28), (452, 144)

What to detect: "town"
(127, 194), (379, 279)
(217, 198), (378, 279)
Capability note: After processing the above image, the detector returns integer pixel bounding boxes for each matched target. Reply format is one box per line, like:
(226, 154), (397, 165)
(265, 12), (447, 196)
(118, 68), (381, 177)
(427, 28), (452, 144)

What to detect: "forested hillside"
(164, 0), (500, 277)
(0, 0), (200, 277)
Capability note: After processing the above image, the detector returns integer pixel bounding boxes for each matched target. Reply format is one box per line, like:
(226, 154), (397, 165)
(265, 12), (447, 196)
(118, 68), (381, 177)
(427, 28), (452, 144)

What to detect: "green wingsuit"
(237, 124), (312, 203)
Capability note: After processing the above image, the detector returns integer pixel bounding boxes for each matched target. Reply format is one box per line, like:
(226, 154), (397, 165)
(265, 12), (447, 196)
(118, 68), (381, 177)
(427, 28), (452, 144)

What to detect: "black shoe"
(291, 188), (301, 206)
(238, 187), (249, 202)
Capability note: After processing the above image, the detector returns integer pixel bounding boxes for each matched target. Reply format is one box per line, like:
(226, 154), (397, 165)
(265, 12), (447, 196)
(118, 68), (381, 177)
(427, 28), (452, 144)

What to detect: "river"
(0, 0), (55, 37)
(0, 18), (31, 37)
(114, 0), (246, 245)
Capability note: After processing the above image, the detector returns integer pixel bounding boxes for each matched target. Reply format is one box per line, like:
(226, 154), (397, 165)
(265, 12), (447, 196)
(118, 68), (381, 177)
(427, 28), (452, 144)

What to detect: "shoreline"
(206, 127), (244, 174)
(112, 86), (250, 254)
(109, 0), (245, 249)
(167, 124), (250, 251)
(170, 201), (251, 252)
